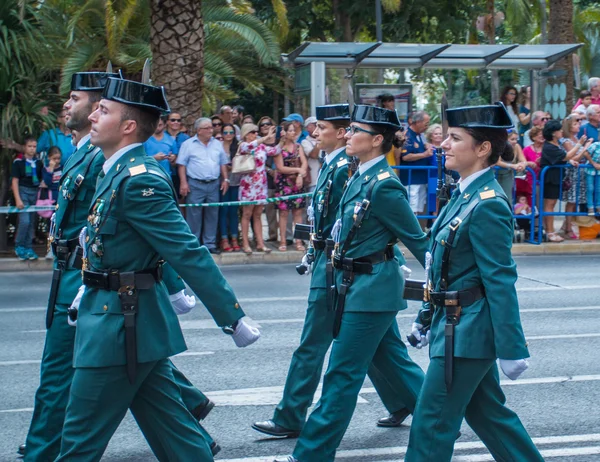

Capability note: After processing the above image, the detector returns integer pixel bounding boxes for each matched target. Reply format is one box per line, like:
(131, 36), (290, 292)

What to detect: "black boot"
(376, 408), (411, 427)
(17, 444), (26, 456)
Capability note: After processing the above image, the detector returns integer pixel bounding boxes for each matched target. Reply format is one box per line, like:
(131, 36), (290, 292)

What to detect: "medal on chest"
(91, 236), (104, 257)
(88, 198), (106, 228)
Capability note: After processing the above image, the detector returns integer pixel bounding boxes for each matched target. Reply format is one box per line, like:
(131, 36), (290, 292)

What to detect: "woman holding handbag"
(236, 123), (279, 254)
(274, 121), (308, 252)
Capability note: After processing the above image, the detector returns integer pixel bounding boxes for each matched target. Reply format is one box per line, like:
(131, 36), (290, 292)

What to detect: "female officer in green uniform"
(275, 105), (428, 462)
(405, 103), (543, 461)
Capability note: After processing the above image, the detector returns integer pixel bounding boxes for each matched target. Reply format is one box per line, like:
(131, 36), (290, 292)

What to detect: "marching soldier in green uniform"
(405, 103), (543, 461)
(56, 77), (260, 461)
(275, 105), (428, 462)
(21, 72), (222, 460)
(253, 104), (411, 439)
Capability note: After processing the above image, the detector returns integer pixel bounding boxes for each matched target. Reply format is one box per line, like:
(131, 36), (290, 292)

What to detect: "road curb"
(0, 241), (598, 272)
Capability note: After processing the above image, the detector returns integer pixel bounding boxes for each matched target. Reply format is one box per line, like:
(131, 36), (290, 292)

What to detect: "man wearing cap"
(255, 104), (413, 443)
(20, 72), (221, 461)
(55, 77), (260, 460)
(284, 113), (308, 143)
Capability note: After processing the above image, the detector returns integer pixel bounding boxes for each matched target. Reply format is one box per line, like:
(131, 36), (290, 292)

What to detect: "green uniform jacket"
(74, 145), (244, 368)
(53, 140), (105, 306)
(309, 149), (351, 290)
(334, 157), (428, 312)
(427, 169), (529, 360)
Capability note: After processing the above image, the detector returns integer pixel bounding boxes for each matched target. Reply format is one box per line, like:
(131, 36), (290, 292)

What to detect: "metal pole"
(375, 0), (382, 42)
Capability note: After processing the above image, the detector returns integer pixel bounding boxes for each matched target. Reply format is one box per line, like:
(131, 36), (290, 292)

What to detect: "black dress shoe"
(17, 444), (26, 456)
(377, 408), (411, 427)
(273, 457), (298, 462)
(210, 441), (221, 456)
(192, 399), (215, 421)
(209, 248), (222, 255)
(252, 420), (300, 438)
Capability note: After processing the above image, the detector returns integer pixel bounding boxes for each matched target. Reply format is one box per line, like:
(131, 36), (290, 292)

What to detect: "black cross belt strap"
(119, 272), (139, 385)
(439, 197), (481, 391)
(325, 238), (335, 310)
(333, 179), (377, 338)
(46, 238), (80, 329)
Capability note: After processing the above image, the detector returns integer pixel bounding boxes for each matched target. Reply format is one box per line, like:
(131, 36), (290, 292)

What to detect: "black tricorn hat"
(351, 104), (402, 130)
(70, 71), (123, 92)
(446, 102), (514, 129)
(101, 78), (170, 115)
(316, 104), (350, 121)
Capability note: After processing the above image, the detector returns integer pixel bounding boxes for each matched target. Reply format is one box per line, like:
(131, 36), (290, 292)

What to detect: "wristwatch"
(222, 320), (239, 335)
(224, 178), (231, 183)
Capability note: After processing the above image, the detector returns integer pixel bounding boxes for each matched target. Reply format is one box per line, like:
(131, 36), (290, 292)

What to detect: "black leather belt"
(312, 238), (326, 251)
(190, 177), (218, 183)
(83, 266), (163, 291)
(429, 285), (485, 308)
(333, 245), (395, 275)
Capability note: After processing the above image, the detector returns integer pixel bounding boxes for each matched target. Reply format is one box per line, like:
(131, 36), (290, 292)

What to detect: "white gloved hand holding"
(300, 254), (313, 275)
(499, 358), (529, 380)
(410, 322), (430, 349)
(231, 319), (261, 347)
(400, 265), (412, 279)
(169, 290), (196, 315)
(68, 285), (86, 327)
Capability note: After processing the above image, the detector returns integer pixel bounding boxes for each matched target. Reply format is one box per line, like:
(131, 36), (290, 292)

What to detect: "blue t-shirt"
(400, 128), (429, 185)
(175, 132), (190, 154)
(143, 132), (178, 173)
(37, 128), (76, 165)
(579, 124), (599, 144)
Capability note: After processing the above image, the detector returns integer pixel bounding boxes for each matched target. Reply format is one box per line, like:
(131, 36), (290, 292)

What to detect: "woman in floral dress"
(238, 123), (279, 254)
(274, 121), (308, 251)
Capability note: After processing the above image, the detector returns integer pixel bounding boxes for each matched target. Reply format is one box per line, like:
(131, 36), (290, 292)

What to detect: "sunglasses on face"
(212, 122), (222, 127)
(346, 125), (378, 136)
(260, 122), (273, 127)
(541, 117), (550, 121)
(247, 130), (258, 135)
(169, 118), (181, 122)
(223, 130), (235, 135)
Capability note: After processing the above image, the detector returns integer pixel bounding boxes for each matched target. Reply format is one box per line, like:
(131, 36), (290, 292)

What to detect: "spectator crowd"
(3, 78), (600, 258)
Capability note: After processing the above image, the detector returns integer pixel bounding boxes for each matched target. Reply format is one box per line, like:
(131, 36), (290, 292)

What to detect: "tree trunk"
(548, 0), (575, 111)
(150, 0), (204, 128)
(487, 0), (499, 102)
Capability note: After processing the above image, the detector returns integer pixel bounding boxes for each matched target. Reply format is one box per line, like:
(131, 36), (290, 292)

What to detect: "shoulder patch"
(129, 164), (147, 176)
(337, 158), (348, 167)
(377, 171), (391, 181)
(480, 190), (496, 200)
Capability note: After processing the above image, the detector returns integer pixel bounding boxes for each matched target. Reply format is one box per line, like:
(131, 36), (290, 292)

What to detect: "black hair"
(87, 91), (102, 104)
(48, 146), (62, 157)
(221, 123), (239, 155)
(368, 124), (404, 153)
(462, 127), (512, 165)
(500, 86), (519, 114)
(580, 90), (592, 99)
(120, 105), (160, 142)
(330, 119), (350, 131)
(233, 105), (245, 113)
(377, 93), (394, 106)
(23, 136), (37, 145)
(543, 120), (562, 141)
(160, 114), (168, 123)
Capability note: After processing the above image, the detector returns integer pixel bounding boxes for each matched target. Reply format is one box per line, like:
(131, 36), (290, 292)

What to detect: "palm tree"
(548, 0), (576, 108)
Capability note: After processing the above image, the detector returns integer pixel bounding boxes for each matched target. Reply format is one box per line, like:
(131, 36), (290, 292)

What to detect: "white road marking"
(0, 360), (41, 367)
(215, 434), (600, 461)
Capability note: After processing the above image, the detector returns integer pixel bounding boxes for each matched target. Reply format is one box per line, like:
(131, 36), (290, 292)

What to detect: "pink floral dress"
(275, 143), (307, 211)
(238, 141), (279, 202)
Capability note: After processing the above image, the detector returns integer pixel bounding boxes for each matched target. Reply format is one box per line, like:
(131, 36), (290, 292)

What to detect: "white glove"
(231, 319), (261, 347)
(499, 358), (529, 380)
(410, 322), (430, 349)
(169, 290), (196, 315)
(68, 285), (85, 327)
(400, 264), (412, 279)
(300, 254), (312, 275)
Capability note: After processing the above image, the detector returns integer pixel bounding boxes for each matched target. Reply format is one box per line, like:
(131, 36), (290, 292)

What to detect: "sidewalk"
(1, 239), (598, 272)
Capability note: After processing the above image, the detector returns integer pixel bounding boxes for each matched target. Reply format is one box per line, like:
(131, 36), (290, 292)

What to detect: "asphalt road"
(1, 255), (600, 461)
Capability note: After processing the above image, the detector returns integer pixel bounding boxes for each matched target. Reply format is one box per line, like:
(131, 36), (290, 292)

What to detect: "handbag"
(36, 189), (54, 219)
(231, 145), (256, 175)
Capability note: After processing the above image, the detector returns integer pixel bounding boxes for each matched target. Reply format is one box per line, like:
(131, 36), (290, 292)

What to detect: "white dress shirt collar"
(102, 143), (143, 174)
(324, 147), (345, 166)
(458, 167), (490, 193)
(358, 155), (385, 175)
(77, 133), (92, 151)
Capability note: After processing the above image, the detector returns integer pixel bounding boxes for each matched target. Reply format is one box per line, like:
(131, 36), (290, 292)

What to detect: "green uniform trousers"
(293, 311), (424, 462)
(57, 358), (213, 462)
(405, 357), (544, 462)
(25, 308), (75, 462)
(24, 309), (212, 461)
(272, 289), (408, 432)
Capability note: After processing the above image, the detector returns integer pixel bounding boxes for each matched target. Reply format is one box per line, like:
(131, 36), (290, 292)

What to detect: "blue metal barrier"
(537, 164), (594, 243)
(392, 165), (540, 244)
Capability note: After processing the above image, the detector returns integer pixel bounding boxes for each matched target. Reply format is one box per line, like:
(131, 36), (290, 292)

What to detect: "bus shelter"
(281, 42), (583, 118)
